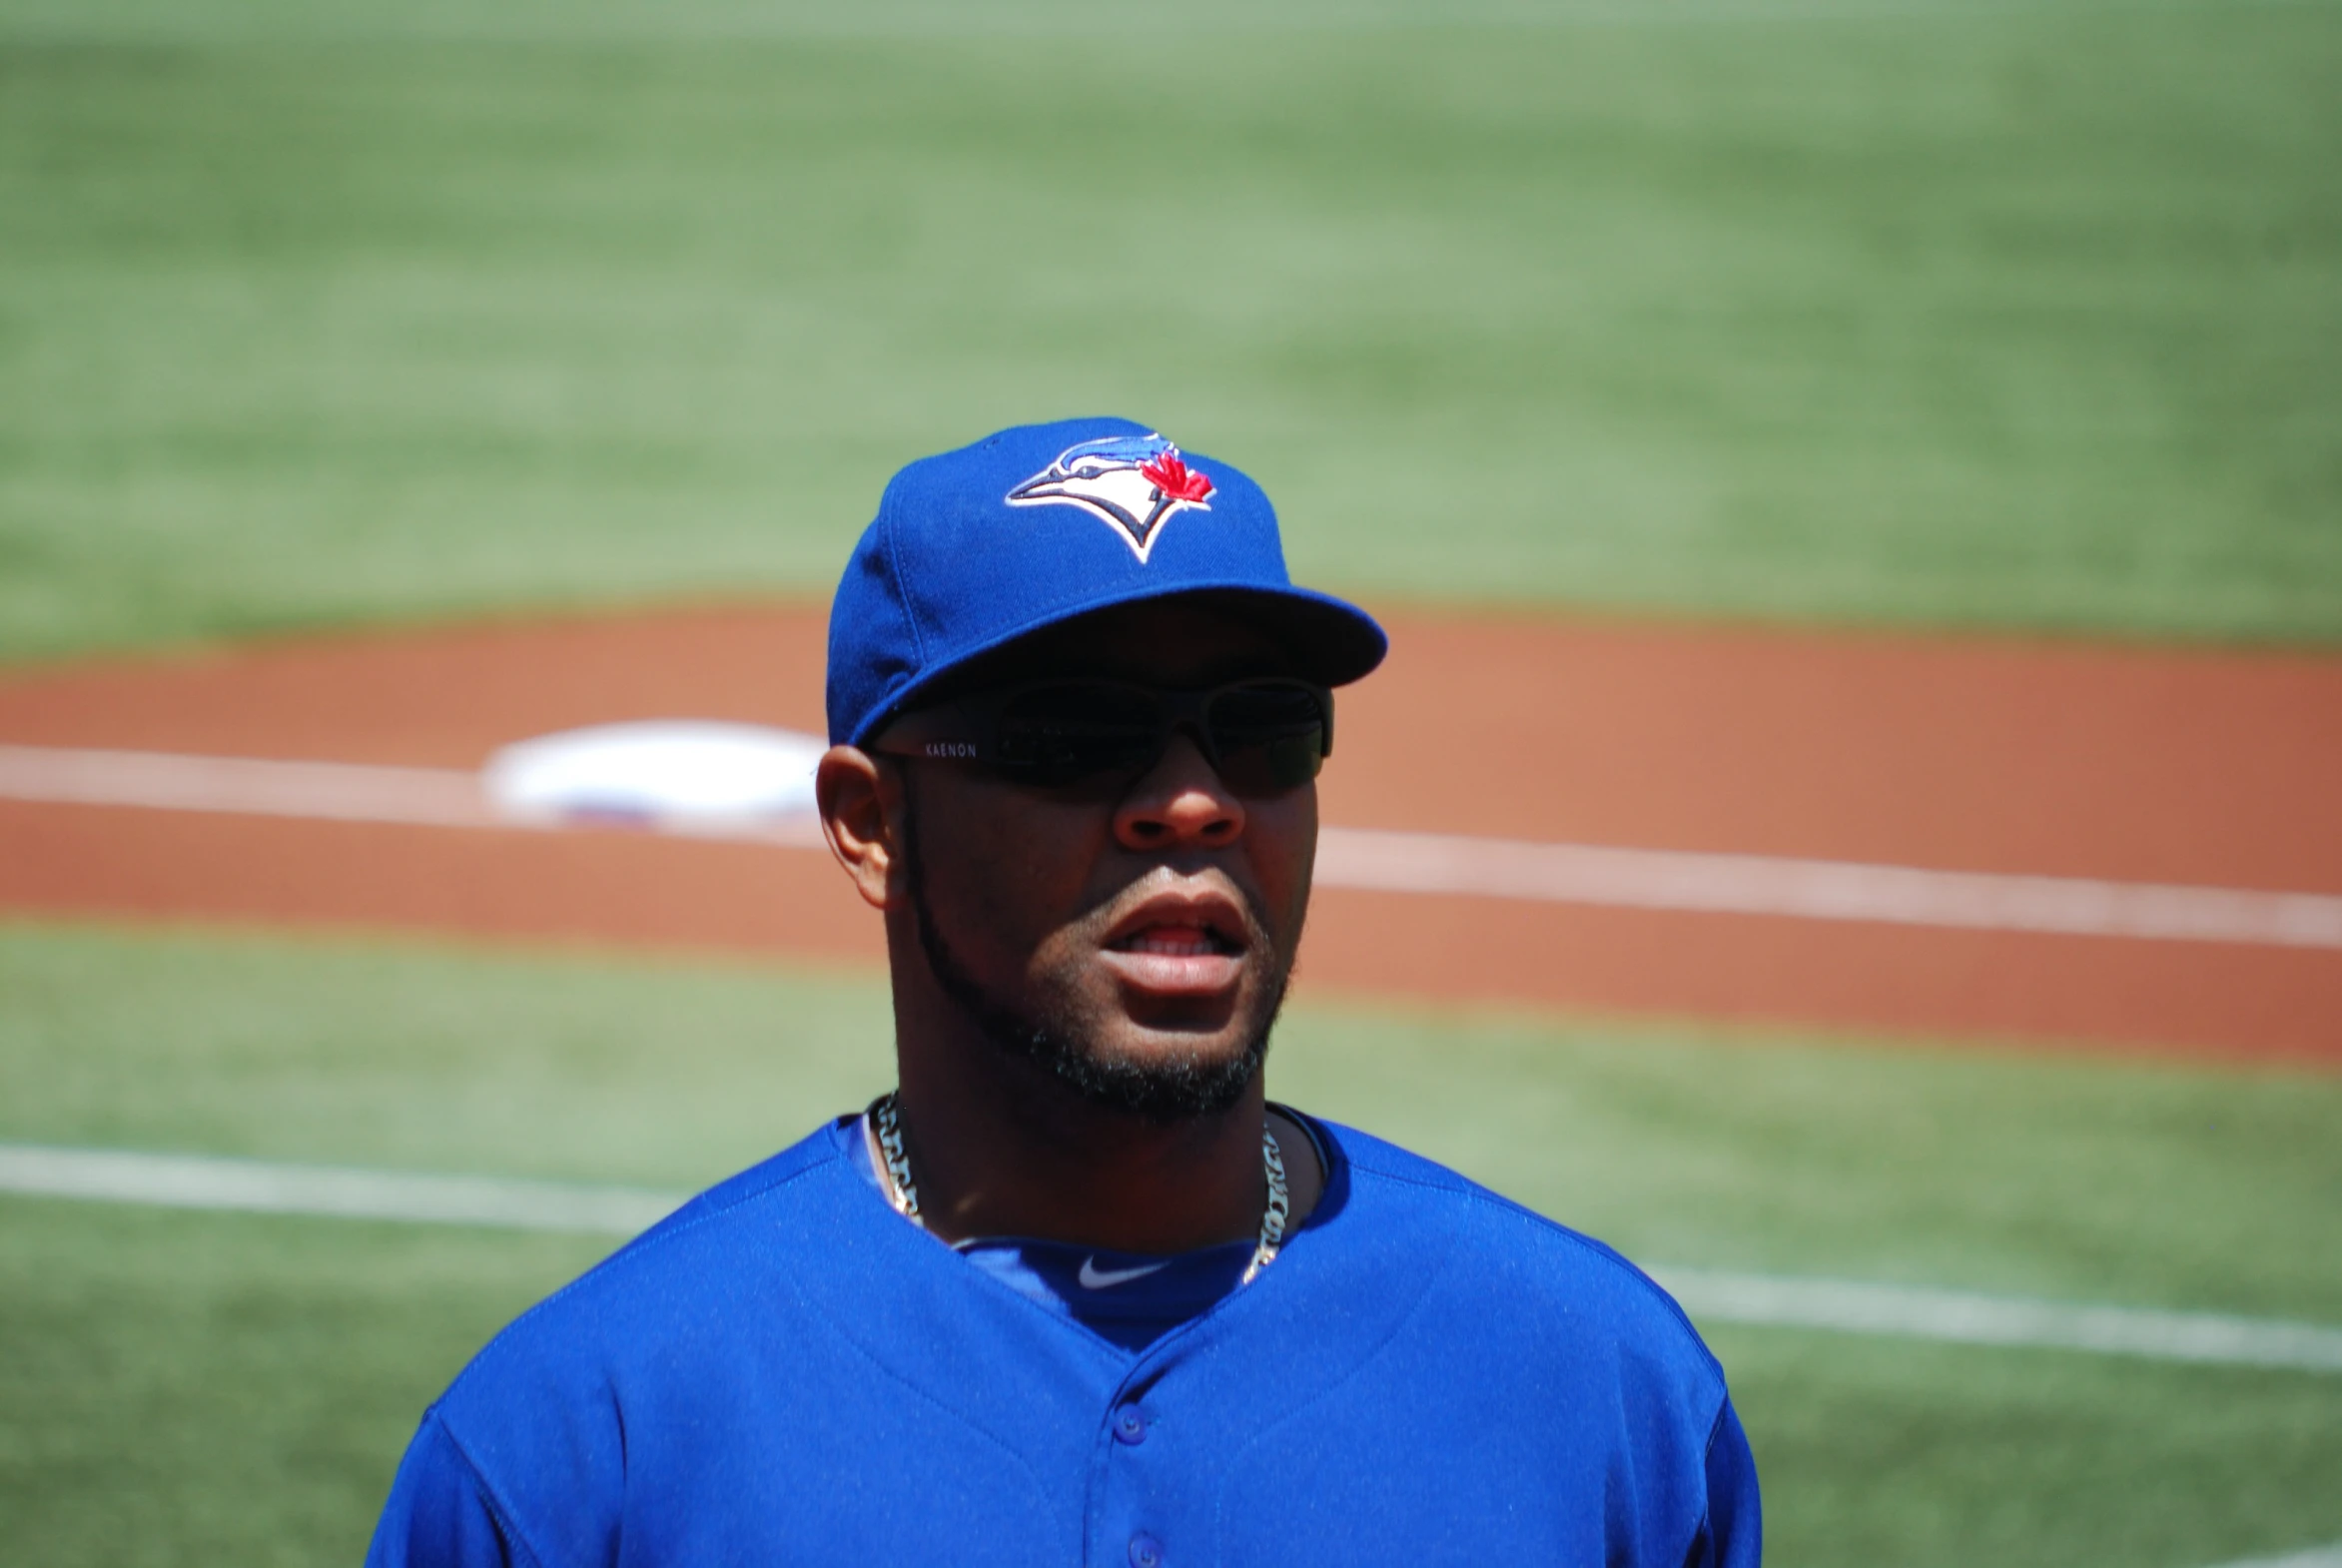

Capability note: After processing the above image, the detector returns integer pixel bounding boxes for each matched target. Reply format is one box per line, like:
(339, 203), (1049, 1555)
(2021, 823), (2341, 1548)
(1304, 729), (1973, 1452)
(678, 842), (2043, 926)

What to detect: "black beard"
(901, 783), (1282, 1125)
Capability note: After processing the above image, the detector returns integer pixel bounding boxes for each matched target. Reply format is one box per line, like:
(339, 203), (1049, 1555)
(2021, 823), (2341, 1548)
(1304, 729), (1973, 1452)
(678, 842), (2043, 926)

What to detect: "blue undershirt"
(847, 1114), (1314, 1352)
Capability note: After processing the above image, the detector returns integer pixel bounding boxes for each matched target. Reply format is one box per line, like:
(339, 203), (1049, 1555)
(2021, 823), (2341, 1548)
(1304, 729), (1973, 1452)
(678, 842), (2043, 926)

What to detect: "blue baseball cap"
(825, 417), (1388, 746)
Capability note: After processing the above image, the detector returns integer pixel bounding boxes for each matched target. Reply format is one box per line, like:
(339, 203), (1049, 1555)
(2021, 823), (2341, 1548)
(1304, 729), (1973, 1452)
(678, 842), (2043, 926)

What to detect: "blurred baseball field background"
(3, 1), (2338, 1564)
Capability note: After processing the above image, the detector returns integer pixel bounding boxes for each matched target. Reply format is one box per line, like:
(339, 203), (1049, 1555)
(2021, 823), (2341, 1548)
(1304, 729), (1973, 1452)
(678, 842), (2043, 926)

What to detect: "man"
(369, 417), (1761, 1567)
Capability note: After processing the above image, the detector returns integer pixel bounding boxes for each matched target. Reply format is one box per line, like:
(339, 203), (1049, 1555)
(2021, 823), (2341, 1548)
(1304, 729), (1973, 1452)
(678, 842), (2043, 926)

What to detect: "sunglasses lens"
(1207, 682), (1328, 792)
(976, 679), (1328, 792)
(993, 682), (1165, 785)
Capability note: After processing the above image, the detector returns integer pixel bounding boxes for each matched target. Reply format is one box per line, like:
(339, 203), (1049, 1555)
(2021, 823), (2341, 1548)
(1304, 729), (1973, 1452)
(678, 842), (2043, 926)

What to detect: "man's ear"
(815, 746), (904, 911)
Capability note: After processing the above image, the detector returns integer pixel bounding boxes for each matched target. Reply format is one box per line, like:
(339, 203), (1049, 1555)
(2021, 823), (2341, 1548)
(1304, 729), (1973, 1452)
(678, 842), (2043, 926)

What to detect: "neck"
(884, 954), (1316, 1253)
(893, 1036), (1272, 1254)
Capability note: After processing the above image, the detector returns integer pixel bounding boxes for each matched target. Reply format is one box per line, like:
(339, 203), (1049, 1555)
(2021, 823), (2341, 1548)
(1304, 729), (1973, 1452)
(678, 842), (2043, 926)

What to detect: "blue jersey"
(370, 1116), (1760, 1568)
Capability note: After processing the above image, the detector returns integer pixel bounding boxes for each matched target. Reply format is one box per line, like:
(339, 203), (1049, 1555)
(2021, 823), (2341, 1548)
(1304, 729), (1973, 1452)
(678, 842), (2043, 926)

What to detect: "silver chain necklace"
(868, 1091), (1289, 1285)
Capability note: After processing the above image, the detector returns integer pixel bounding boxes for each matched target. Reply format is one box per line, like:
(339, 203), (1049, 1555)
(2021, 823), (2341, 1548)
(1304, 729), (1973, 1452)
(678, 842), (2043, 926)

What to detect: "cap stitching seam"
(879, 497), (929, 674)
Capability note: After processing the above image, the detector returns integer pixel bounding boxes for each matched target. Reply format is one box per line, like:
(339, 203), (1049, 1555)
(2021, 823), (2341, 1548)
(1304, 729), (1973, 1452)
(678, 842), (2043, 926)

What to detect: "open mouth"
(1098, 892), (1252, 999)
(1108, 923), (1244, 959)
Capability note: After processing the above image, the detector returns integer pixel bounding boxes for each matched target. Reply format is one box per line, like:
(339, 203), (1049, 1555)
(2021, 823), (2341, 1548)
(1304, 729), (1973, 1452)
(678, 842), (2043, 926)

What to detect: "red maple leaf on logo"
(1140, 450), (1214, 504)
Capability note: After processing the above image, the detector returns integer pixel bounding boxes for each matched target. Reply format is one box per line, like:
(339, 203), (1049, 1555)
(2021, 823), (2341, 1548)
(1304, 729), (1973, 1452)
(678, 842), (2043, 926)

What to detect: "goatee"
(902, 790), (1284, 1124)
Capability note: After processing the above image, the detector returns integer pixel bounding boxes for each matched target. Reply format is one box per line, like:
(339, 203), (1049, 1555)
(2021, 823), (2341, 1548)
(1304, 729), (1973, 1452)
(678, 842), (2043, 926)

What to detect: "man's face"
(887, 600), (1318, 1121)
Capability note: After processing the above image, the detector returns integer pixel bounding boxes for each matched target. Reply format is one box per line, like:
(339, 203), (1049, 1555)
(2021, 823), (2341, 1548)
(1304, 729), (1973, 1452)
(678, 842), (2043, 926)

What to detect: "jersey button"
(1114, 1407), (1148, 1445)
(1129, 1533), (1165, 1568)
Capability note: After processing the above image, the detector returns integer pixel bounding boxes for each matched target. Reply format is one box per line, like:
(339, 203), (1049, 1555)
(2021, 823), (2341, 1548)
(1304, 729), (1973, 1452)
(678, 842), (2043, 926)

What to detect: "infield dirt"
(3, 605), (2337, 1064)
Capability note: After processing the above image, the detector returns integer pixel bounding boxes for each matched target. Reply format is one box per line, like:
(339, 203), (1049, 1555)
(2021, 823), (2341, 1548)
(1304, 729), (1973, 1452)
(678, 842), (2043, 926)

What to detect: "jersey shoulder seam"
(1340, 1139), (1726, 1382)
(1208, 1202), (1456, 1552)
(425, 1405), (558, 1568)
(775, 1252), (1066, 1520)
(473, 1134), (844, 1358)
(1684, 1394), (1739, 1568)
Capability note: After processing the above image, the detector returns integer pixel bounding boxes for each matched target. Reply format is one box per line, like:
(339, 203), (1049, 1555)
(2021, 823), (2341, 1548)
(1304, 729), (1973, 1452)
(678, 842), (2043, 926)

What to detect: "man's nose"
(1115, 730), (1245, 851)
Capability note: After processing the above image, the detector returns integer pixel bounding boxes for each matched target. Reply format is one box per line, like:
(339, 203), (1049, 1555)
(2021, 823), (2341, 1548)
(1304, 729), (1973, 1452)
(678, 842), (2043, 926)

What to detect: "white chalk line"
(0, 1142), (681, 1235)
(6, 743), (2338, 950)
(12, 0), (2327, 45)
(0, 743), (830, 847)
(2204, 1546), (2342, 1568)
(4, 1140), (2339, 1375)
(1313, 826), (2342, 950)
(0, 745), (497, 828)
(1649, 1266), (2342, 1373)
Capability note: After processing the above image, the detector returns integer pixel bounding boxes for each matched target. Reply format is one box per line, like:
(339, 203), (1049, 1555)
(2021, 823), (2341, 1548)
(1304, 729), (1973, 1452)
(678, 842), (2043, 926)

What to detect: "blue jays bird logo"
(1005, 433), (1215, 563)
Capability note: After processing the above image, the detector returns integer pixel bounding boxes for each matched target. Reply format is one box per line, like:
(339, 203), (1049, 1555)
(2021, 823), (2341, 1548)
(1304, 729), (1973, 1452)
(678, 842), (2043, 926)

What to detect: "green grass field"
(6, 2), (2341, 1563)
(4, 0), (2340, 660)
(4, 923), (2340, 1567)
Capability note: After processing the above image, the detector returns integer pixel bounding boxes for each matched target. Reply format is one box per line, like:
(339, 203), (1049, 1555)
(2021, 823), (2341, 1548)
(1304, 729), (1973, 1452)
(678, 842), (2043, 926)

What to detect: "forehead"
(950, 599), (1298, 691)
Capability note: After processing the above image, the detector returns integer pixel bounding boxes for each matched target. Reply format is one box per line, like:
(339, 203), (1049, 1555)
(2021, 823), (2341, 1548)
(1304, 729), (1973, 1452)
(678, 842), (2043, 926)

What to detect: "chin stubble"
(901, 784), (1286, 1124)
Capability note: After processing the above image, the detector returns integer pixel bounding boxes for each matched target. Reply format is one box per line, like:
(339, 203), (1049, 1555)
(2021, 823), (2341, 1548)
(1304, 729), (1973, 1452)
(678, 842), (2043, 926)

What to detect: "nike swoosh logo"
(1078, 1256), (1171, 1290)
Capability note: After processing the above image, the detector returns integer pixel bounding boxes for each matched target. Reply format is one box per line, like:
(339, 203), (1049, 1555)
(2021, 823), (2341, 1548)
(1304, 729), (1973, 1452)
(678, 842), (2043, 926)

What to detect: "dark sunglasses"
(869, 676), (1335, 793)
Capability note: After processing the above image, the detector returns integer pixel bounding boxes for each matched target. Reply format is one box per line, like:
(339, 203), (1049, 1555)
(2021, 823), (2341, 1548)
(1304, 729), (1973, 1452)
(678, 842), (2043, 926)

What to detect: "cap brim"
(851, 579), (1387, 746)
(1160, 584), (1389, 687)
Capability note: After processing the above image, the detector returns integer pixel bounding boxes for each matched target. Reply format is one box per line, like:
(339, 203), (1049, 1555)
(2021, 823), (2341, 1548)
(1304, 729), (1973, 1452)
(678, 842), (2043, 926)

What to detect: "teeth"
(1130, 935), (1214, 957)
(1117, 923), (1234, 957)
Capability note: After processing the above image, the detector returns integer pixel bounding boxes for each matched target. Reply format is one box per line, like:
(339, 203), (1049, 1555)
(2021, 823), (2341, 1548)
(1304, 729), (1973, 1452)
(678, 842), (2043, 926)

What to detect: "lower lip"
(1098, 946), (1244, 997)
